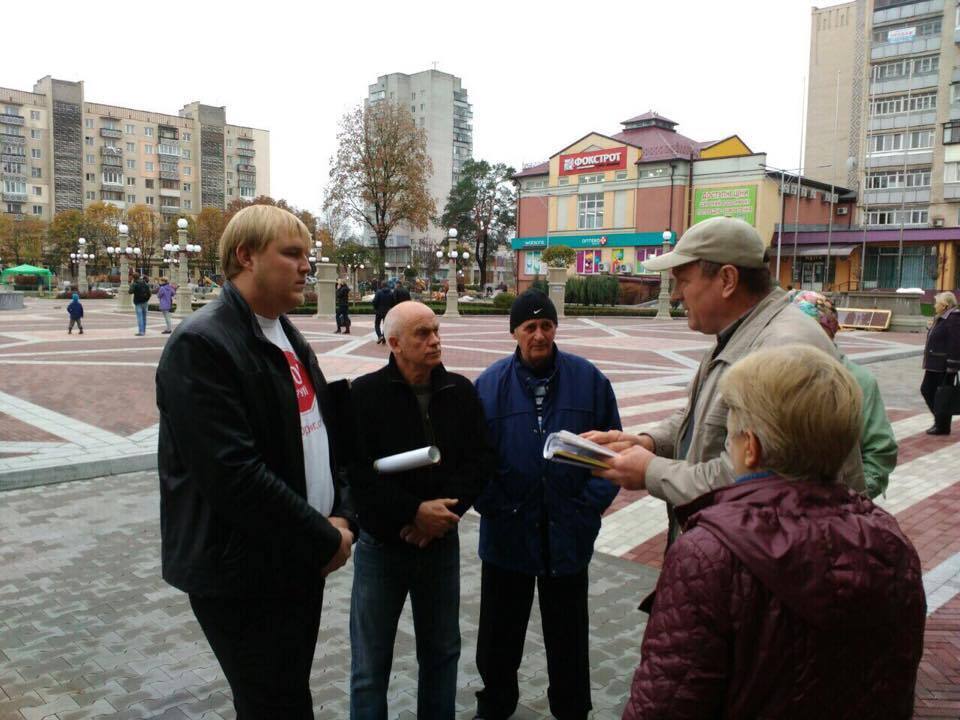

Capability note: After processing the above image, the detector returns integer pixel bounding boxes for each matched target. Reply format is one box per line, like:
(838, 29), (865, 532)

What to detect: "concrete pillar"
(656, 233), (674, 320)
(78, 261), (88, 294)
(445, 256), (460, 317)
(173, 225), (193, 316)
(116, 230), (133, 311)
(314, 262), (337, 319)
(547, 267), (566, 319)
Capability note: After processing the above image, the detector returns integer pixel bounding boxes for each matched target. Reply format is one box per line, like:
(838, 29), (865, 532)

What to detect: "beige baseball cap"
(644, 217), (767, 272)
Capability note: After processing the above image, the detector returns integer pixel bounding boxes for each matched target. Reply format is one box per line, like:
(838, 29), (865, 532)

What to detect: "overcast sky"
(7, 0), (839, 215)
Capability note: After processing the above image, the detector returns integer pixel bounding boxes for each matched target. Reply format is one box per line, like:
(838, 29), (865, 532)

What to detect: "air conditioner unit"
(836, 206), (849, 215)
(620, 263), (633, 274)
(597, 262), (608, 272)
(933, 217), (945, 227)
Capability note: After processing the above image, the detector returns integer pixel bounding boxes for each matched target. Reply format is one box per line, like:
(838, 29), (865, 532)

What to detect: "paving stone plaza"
(1, 298), (959, 719)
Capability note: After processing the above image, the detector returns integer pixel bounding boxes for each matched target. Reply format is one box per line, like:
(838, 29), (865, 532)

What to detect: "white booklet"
(543, 430), (617, 470)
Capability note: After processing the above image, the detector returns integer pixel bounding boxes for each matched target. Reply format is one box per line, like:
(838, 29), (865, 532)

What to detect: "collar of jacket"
(220, 280), (300, 349)
(511, 344), (561, 393)
(385, 352), (455, 393)
(713, 287), (790, 367)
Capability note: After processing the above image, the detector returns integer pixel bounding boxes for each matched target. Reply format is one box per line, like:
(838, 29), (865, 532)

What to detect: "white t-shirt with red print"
(256, 315), (334, 516)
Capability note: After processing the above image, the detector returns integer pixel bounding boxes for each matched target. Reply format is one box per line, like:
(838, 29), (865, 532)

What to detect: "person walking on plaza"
(372, 281), (394, 344)
(130, 274), (151, 336)
(348, 300), (494, 720)
(788, 290), (898, 498)
(472, 290), (621, 720)
(156, 277), (176, 334)
(336, 278), (351, 334)
(156, 204), (355, 719)
(66, 292), (84, 334)
(621, 345), (926, 720)
(585, 217), (863, 544)
(393, 281), (411, 303)
(921, 291), (960, 435)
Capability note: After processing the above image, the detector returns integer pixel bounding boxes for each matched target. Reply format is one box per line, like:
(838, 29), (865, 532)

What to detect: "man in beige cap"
(585, 216), (863, 544)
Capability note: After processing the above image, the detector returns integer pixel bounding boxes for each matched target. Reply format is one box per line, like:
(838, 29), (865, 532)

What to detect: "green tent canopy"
(1, 264), (53, 288)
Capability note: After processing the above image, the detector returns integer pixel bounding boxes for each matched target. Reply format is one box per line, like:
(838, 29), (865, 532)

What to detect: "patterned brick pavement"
(0, 296), (956, 718)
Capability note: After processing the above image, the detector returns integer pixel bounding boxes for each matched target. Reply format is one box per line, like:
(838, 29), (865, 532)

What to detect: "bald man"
(347, 301), (495, 720)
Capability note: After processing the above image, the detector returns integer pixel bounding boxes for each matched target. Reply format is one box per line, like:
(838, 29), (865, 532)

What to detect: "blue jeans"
(350, 529), (461, 720)
(134, 302), (148, 334)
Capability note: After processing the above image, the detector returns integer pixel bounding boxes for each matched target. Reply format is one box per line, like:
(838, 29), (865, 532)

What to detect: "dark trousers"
(475, 562), (591, 720)
(374, 312), (386, 339)
(190, 591), (324, 720)
(337, 305), (350, 330)
(921, 370), (952, 432)
(68, 318), (83, 333)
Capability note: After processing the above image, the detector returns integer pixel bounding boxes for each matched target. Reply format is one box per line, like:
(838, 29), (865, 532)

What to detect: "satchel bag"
(933, 373), (960, 417)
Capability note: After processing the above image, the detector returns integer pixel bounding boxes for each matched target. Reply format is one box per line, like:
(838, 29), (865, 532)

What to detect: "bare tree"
(325, 102), (435, 280)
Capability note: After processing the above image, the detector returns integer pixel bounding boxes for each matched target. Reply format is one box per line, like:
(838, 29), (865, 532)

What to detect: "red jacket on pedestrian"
(622, 474), (925, 720)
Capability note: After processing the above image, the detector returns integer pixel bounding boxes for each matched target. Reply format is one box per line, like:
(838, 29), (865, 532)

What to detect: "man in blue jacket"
(473, 290), (621, 720)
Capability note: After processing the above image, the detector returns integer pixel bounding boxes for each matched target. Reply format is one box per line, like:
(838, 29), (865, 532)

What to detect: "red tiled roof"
(611, 126), (702, 163)
(513, 161), (549, 178)
(621, 111), (677, 126)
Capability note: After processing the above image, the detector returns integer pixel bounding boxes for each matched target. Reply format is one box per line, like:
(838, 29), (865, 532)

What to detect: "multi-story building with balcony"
(0, 76), (269, 222)
(805, 0), (959, 292)
(365, 69), (472, 278)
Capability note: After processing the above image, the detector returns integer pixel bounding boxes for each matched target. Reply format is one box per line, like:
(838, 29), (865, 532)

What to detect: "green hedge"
(564, 275), (621, 306)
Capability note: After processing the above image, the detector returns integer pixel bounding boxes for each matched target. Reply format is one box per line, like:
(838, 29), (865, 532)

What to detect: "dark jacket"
(474, 348), (621, 577)
(130, 279), (151, 304)
(393, 285), (411, 303)
(623, 475), (926, 720)
(923, 307), (960, 373)
(349, 355), (495, 544)
(372, 286), (394, 315)
(336, 283), (350, 308)
(156, 281), (355, 598)
(67, 297), (83, 319)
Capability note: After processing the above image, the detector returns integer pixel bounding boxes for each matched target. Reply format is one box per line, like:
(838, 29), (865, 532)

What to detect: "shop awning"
(784, 245), (856, 258)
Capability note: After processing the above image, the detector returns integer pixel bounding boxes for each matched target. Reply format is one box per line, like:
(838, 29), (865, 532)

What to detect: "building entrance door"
(800, 260), (824, 291)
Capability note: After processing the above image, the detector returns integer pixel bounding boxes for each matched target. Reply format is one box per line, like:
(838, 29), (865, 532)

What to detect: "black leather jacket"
(156, 281), (355, 598)
(923, 308), (960, 373)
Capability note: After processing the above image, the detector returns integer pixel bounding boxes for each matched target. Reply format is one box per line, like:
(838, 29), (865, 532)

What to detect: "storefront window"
(524, 250), (542, 275)
(862, 245), (936, 289)
(576, 250), (602, 274)
(577, 193), (604, 229)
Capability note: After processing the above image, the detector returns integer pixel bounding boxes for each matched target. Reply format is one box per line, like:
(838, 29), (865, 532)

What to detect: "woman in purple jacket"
(156, 277), (177, 334)
(618, 345), (925, 720)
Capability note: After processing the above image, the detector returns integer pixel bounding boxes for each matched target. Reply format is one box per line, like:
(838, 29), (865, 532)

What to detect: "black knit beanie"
(509, 290), (558, 332)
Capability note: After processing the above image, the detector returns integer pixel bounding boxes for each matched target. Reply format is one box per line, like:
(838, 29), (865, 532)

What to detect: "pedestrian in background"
(789, 289), (898, 498)
(336, 279), (351, 334)
(921, 291), (960, 435)
(130, 274), (151, 336)
(621, 345), (925, 720)
(372, 281), (394, 345)
(156, 277), (176, 335)
(67, 292), (84, 335)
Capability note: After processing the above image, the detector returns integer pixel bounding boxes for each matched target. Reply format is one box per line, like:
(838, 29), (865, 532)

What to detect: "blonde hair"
(719, 345), (862, 482)
(934, 292), (957, 311)
(219, 205), (310, 279)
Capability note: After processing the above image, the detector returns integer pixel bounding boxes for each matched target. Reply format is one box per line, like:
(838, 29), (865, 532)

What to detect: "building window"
(183, 132), (191, 141)
(127, 194), (136, 203)
(866, 168), (932, 189)
(3, 179), (25, 193)
(184, 166), (191, 176)
(145, 195), (154, 205)
(85, 173), (95, 181)
(579, 174), (603, 184)
(524, 250), (542, 275)
(32, 149), (41, 159)
(85, 153), (94, 164)
(182, 183), (191, 192)
(524, 179), (547, 190)
(144, 144), (153, 154)
(30, 110), (40, 120)
(577, 192), (604, 229)
(182, 149), (191, 160)
(240, 185), (255, 198)
(145, 179), (154, 188)
(144, 127), (154, 137)
(870, 92), (937, 116)
(126, 159), (135, 170)
(946, 162), (960, 183)
(127, 177), (136, 186)
(615, 170), (628, 180)
(866, 207), (929, 226)
(103, 170), (122, 185)
(863, 245), (936, 289)
(85, 190), (96, 200)
(872, 55), (939, 81)
(30, 129), (40, 139)
(944, 121), (960, 144)
(184, 199), (192, 210)
(32, 186), (41, 195)
(576, 250), (602, 274)
(31, 167), (41, 178)
(226, 139), (233, 147)
(872, 18), (941, 43)
(84, 136), (93, 146)
(125, 142), (135, 152)
(145, 162), (154, 172)
(125, 123), (135, 134)
(84, 118), (93, 129)
(558, 177), (569, 186)
(32, 205), (42, 216)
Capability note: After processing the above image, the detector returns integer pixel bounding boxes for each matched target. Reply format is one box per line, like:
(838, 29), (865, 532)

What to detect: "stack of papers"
(543, 430), (616, 470)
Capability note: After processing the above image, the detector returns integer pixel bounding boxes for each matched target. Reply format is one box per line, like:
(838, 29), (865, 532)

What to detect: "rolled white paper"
(373, 446), (441, 474)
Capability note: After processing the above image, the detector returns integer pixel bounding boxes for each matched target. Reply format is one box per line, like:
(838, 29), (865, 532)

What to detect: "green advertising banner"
(694, 185), (757, 226)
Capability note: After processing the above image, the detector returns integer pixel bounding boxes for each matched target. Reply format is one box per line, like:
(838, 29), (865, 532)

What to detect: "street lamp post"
(107, 223), (134, 311)
(168, 218), (200, 316)
(446, 228), (460, 317)
(71, 237), (92, 294)
(310, 241), (336, 319)
(655, 230), (674, 320)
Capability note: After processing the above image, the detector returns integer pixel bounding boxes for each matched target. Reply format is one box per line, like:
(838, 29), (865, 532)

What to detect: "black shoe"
(926, 426), (951, 436)
(161, 329), (171, 334)
(79, 330), (83, 334)
(334, 329), (341, 334)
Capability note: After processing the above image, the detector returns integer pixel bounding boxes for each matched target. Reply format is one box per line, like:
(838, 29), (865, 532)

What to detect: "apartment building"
(805, 0), (959, 291)
(0, 76), (269, 222)
(366, 69), (472, 275)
